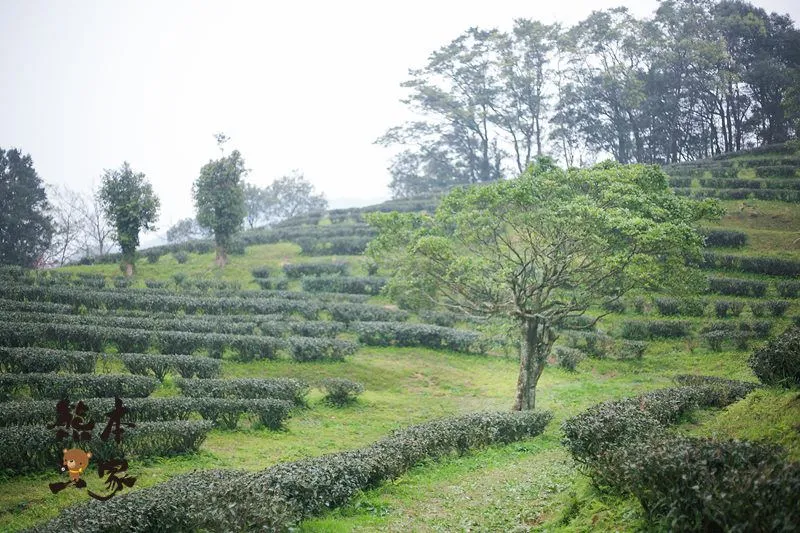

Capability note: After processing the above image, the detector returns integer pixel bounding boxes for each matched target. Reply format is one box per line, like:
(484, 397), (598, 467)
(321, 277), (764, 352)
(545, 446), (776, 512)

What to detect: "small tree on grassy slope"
(193, 135), (247, 266)
(367, 159), (721, 410)
(98, 162), (160, 276)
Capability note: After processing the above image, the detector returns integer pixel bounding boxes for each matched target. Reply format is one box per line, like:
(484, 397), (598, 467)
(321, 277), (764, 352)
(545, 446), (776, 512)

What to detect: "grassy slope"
(2, 154), (799, 532)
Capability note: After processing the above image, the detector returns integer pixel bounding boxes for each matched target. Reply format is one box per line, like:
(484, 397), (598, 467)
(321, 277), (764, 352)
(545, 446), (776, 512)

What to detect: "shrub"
(144, 279), (168, 289)
(176, 377), (309, 405)
(777, 280), (800, 298)
(352, 321), (485, 354)
(702, 229), (747, 248)
(748, 326), (800, 387)
(251, 266), (271, 279)
(601, 300), (626, 314)
(319, 378), (364, 406)
(172, 272), (187, 286)
(0, 420), (212, 476)
(0, 347), (97, 374)
(708, 277), (767, 298)
(620, 320), (691, 340)
(0, 373), (157, 402)
(287, 337), (359, 362)
(702, 330), (727, 351)
(553, 346), (584, 371)
(173, 251), (189, 264)
(765, 299), (790, 317)
(31, 411), (552, 532)
(283, 262), (349, 278)
(654, 297), (680, 316)
(144, 250), (162, 264)
(302, 276), (386, 295)
(112, 276), (132, 288)
(617, 340), (647, 360)
(750, 301), (767, 317)
(120, 353), (221, 380)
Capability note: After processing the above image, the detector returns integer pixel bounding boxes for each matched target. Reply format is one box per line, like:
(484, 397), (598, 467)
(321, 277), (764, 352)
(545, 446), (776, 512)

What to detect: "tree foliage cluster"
(243, 171), (328, 229)
(382, 0), (800, 197)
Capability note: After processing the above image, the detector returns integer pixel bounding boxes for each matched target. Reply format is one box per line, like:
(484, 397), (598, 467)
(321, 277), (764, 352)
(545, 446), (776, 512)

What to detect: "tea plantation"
(1, 146), (799, 531)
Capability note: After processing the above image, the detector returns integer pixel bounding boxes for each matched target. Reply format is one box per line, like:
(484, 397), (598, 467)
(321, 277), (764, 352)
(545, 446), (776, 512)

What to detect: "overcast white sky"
(1, 0), (798, 241)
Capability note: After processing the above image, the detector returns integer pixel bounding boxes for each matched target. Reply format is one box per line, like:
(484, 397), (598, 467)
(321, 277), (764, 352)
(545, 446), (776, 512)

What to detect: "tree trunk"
(512, 317), (555, 411)
(215, 245), (227, 267)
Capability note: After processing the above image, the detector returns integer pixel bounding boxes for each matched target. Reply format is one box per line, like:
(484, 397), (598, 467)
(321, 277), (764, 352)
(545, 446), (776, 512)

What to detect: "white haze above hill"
(1, 0), (798, 246)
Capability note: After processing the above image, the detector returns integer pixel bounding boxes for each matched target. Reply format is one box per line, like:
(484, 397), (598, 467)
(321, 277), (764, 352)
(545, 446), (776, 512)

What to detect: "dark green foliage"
(286, 337), (359, 362)
(714, 299), (744, 318)
(285, 320), (345, 338)
(617, 340), (647, 360)
(750, 301), (767, 317)
(0, 347), (97, 373)
(254, 277), (290, 291)
(701, 229), (747, 248)
(352, 321), (485, 353)
(748, 326), (800, 387)
(0, 397), (290, 430)
(283, 262), (349, 278)
(620, 319), (692, 340)
(702, 330), (727, 351)
(120, 353), (221, 380)
(193, 148), (247, 263)
(328, 303), (409, 324)
(777, 280), (800, 298)
(418, 310), (474, 327)
(0, 373), (157, 401)
(765, 299), (790, 317)
(31, 410), (551, 532)
(251, 266), (271, 278)
(708, 277), (767, 297)
(561, 377), (799, 531)
(564, 330), (613, 358)
(600, 299), (626, 314)
(0, 298), (71, 314)
(654, 297), (680, 316)
(98, 162), (160, 271)
(144, 279), (167, 289)
(0, 420), (212, 476)
(754, 165), (797, 178)
(113, 276), (132, 288)
(173, 251), (188, 264)
(301, 276), (386, 295)
(702, 254), (800, 278)
(296, 236), (373, 256)
(553, 346), (584, 371)
(0, 148), (54, 267)
(144, 250), (161, 264)
(176, 377), (309, 405)
(319, 378), (365, 406)
(700, 320), (772, 339)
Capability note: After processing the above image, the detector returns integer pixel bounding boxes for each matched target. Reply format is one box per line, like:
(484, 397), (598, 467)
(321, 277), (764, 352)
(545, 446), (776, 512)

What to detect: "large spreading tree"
(98, 162), (160, 276)
(193, 138), (247, 266)
(367, 160), (721, 410)
(0, 148), (53, 267)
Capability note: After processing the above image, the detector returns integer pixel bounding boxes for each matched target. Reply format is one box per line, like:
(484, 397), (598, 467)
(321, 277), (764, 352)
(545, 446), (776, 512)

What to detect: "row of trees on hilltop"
(0, 136), (327, 272)
(381, 0), (800, 197)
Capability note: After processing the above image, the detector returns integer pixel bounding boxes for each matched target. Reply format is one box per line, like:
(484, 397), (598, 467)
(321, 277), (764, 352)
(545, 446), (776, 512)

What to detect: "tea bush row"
(301, 276), (386, 295)
(0, 347), (98, 374)
(352, 321), (485, 353)
(700, 228), (748, 247)
(176, 377), (310, 405)
(701, 252), (800, 278)
(319, 378), (365, 406)
(31, 410), (551, 532)
(619, 319), (692, 340)
(120, 353), (221, 380)
(0, 373), (158, 402)
(0, 396), (292, 430)
(674, 187), (800, 202)
(296, 236), (373, 256)
(0, 297), (72, 314)
(747, 325), (800, 387)
(561, 379), (797, 531)
(707, 276), (767, 297)
(0, 420), (213, 476)
(283, 262), (349, 278)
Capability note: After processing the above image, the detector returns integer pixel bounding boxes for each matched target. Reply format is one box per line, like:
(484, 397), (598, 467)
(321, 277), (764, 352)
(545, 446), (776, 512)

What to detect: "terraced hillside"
(1, 146), (799, 531)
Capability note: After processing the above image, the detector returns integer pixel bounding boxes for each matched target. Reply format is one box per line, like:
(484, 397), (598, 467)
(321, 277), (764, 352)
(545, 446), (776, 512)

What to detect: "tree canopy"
(381, 1), (800, 197)
(367, 160), (722, 410)
(98, 162), (160, 275)
(243, 172), (327, 228)
(0, 148), (53, 267)
(193, 148), (247, 265)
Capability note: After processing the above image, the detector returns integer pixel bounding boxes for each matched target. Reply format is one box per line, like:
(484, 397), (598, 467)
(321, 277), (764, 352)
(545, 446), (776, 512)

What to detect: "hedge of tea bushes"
(0, 347), (98, 374)
(175, 377), (310, 405)
(0, 397), (292, 430)
(30, 410), (552, 532)
(120, 353), (221, 380)
(560, 378), (799, 531)
(283, 261), (350, 278)
(701, 252), (800, 278)
(351, 321), (486, 354)
(301, 275), (386, 295)
(0, 373), (158, 402)
(0, 420), (213, 476)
